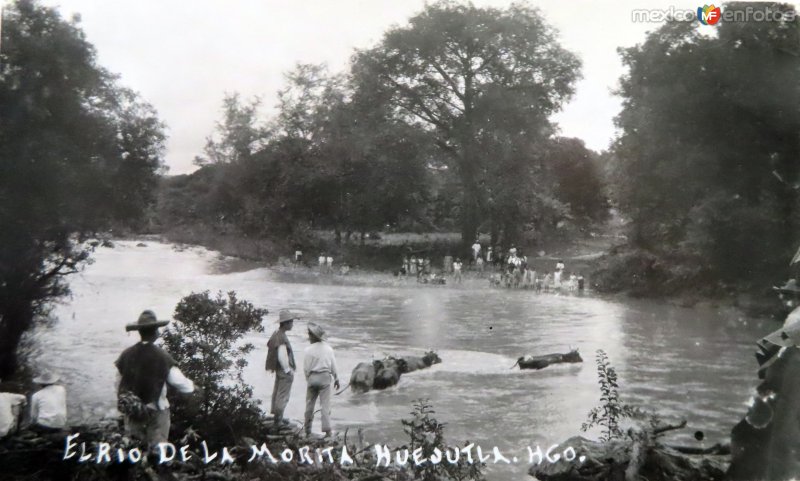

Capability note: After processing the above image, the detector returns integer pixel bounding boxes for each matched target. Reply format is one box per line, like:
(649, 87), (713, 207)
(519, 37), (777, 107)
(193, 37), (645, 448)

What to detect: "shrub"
(581, 350), (642, 442)
(401, 399), (484, 481)
(162, 290), (268, 445)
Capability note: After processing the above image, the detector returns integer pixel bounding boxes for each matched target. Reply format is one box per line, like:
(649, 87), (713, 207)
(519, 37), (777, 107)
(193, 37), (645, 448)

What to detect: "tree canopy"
(0, 0), (166, 377)
(354, 1), (582, 245)
(609, 2), (800, 287)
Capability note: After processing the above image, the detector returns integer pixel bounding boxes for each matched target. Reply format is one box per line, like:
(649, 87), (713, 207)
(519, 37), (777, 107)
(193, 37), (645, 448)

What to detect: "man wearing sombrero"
(303, 322), (339, 437)
(265, 309), (297, 430)
(115, 310), (195, 446)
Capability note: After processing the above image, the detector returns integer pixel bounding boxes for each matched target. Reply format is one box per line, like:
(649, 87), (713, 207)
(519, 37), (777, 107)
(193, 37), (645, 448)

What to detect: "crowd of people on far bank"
(397, 240), (585, 292)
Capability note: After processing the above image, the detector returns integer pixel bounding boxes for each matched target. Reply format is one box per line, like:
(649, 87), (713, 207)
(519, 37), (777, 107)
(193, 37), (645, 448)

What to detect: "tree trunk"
(334, 227), (341, 245)
(459, 151), (481, 250)
(0, 302), (34, 379)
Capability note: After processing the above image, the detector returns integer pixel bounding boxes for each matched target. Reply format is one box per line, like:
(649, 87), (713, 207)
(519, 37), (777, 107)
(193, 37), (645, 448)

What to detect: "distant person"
(577, 273), (585, 292)
(409, 255), (418, 275)
(116, 310), (195, 446)
(453, 258), (463, 283)
(326, 255), (334, 274)
(486, 247), (494, 267)
(294, 248), (303, 265)
(29, 372), (66, 433)
(303, 323), (339, 438)
(339, 263), (350, 275)
(543, 272), (552, 292)
(476, 255), (485, 274)
(266, 310), (297, 430)
(569, 273), (577, 291)
(0, 386), (26, 439)
(471, 240), (481, 263)
(318, 253), (326, 271)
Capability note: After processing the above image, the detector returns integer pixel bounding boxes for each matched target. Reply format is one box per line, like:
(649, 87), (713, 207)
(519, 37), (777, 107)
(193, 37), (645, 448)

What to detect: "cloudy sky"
(36, 0), (709, 174)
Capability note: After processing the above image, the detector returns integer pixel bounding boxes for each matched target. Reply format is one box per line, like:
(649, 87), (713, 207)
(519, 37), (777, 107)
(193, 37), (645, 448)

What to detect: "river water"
(31, 240), (772, 479)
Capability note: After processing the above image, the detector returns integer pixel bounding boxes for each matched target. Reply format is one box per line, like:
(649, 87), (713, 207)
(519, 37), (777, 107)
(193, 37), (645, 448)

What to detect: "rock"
(136, 242), (147, 247)
(529, 436), (729, 481)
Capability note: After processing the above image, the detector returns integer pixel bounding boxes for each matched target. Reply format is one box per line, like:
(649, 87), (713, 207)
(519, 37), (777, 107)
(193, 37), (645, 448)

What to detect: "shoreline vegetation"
(153, 224), (781, 321)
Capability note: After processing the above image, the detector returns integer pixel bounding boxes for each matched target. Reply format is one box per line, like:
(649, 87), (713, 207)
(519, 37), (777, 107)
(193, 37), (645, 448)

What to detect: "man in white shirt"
(29, 372), (66, 432)
(303, 323), (339, 437)
(471, 240), (481, 263)
(116, 310), (195, 446)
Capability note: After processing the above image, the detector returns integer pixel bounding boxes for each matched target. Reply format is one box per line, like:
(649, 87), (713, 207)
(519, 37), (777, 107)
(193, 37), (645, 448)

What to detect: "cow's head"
(563, 349), (583, 363)
(423, 351), (443, 366)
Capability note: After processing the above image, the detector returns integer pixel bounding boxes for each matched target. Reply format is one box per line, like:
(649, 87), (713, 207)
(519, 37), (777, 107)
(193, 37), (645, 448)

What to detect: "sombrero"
(307, 322), (326, 341)
(277, 309), (299, 324)
(125, 310), (170, 332)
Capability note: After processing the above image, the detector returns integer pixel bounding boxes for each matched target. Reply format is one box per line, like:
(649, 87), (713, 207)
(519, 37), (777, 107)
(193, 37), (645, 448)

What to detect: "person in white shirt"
(453, 258), (463, 283)
(303, 323), (339, 437)
(0, 389), (26, 438)
(471, 240), (481, 263)
(29, 372), (67, 432)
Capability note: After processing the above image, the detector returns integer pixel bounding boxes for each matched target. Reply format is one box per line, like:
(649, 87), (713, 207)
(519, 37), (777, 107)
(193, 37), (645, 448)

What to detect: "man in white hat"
(265, 309), (297, 430)
(116, 310), (195, 447)
(303, 322), (339, 437)
(29, 371), (66, 432)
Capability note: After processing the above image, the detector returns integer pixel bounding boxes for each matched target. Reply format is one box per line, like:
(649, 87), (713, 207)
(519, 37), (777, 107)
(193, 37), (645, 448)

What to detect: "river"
(31, 240), (771, 479)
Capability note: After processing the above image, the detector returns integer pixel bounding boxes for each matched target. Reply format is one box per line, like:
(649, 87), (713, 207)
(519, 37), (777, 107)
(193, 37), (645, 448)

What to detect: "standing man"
(116, 310), (195, 447)
(303, 322), (339, 438)
(265, 309), (297, 430)
(471, 240), (482, 264)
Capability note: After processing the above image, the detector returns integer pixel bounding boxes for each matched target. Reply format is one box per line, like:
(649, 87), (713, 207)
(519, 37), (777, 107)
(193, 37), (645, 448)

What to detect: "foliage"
(0, 0), (166, 378)
(581, 350), (641, 442)
(354, 1), (582, 246)
(401, 399), (484, 481)
(161, 291), (268, 444)
(609, 3), (800, 288)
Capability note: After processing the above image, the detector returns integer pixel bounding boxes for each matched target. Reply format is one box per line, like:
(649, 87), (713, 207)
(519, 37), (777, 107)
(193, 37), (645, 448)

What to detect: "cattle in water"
(349, 360), (382, 393)
(513, 350), (582, 370)
(400, 351), (442, 373)
(373, 357), (407, 389)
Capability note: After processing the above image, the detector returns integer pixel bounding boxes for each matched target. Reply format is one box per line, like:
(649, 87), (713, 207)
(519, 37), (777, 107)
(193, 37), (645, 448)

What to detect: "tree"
(354, 1), (581, 246)
(610, 3), (800, 285)
(0, 0), (166, 377)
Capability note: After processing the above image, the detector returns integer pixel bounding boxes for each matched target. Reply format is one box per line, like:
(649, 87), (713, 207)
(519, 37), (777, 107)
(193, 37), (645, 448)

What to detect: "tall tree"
(0, 0), (166, 377)
(354, 1), (580, 245)
(611, 3), (800, 284)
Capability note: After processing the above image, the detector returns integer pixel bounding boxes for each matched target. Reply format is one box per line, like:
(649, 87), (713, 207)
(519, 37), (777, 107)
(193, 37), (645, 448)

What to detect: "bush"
(400, 399), (484, 481)
(162, 290), (268, 445)
(581, 350), (643, 442)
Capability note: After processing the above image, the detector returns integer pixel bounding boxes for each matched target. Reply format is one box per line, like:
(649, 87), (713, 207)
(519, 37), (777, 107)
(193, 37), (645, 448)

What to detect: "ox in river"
(349, 360), (382, 393)
(373, 358), (407, 389)
(512, 350), (582, 370)
(399, 351), (442, 373)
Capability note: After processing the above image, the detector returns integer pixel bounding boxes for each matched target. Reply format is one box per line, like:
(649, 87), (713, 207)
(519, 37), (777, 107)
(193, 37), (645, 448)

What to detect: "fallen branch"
(653, 420), (687, 435)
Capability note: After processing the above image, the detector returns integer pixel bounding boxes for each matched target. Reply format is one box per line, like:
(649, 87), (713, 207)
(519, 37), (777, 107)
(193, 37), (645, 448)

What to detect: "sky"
(33, 0), (713, 174)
